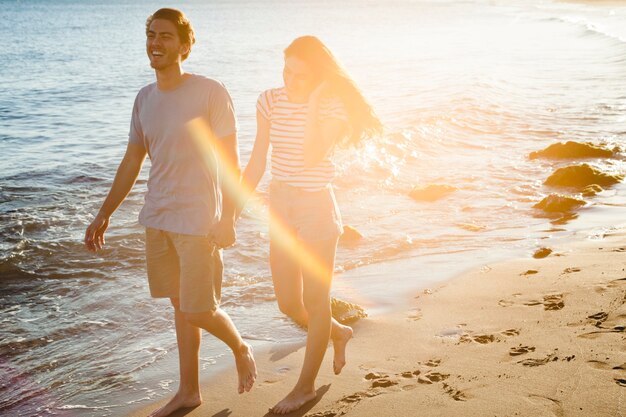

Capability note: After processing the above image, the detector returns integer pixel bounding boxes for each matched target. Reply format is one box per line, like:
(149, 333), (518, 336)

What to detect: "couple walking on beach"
(84, 8), (381, 416)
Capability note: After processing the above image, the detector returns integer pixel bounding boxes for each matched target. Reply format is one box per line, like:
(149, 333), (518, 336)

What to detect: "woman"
(240, 35), (382, 414)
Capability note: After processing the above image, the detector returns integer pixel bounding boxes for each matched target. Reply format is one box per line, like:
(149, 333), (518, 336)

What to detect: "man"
(84, 8), (256, 417)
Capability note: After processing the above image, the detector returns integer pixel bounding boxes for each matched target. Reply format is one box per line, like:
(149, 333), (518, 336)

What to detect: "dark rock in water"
(581, 184), (603, 197)
(340, 225), (363, 243)
(409, 184), (457, 202)
(533, 248), (552, 259)
(551, 212), (578, 225)
(533, 194), (585, 213)
(544, 164), (623, 189)
(331, 297), (367, 324)
(529, 141), (615, 160)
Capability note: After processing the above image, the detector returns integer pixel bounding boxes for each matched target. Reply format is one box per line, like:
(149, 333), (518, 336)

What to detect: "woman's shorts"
(269, 180), (343, 242)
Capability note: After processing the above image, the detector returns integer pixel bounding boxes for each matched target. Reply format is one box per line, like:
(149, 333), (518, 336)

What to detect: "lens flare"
(186, 117), (332, 281)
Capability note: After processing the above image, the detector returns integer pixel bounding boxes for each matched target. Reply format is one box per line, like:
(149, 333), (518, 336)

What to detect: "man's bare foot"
(332, 324), (353, 375)
(235, 343), (257, 393)
(270, 387), (317, 414)
(148, 390), (202, 417)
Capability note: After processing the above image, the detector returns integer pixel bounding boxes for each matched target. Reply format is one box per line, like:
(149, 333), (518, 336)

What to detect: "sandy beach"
(128, 226), (626, 417)
(2, 1), (626, 415)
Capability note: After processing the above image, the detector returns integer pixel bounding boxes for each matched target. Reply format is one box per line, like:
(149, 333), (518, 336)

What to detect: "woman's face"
(283, 56), (318, 101)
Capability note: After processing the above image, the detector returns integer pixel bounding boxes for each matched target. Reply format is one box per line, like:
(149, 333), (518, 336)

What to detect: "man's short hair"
(146, 8), (196, 61)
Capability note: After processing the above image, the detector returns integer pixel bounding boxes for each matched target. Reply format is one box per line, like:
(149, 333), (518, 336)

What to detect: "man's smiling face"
(146, 19), (187, 70)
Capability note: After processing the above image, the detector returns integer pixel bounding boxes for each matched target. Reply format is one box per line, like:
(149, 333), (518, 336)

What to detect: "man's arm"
(84, 142), (147, 252)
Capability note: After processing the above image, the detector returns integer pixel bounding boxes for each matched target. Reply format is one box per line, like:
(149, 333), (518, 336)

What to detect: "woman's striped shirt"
(257, 87), (349, 192)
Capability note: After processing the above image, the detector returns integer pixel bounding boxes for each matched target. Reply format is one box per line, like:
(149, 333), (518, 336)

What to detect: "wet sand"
(128, 226), (626, 417)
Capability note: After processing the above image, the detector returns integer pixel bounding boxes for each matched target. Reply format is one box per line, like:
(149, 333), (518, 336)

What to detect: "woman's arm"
(237, 109), (271, 218)
(303, 85), (350, 168)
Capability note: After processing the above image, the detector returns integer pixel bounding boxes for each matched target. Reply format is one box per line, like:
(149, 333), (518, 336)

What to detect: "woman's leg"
(270, 238), (353, 375)
(270, 237), (340, 414)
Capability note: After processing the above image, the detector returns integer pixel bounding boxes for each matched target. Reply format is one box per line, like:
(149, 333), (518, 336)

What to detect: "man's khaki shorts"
(145, 227), (222, 313)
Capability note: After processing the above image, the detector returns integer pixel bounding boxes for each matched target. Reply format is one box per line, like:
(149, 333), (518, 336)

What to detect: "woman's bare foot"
(332, 324), (353, 375)
(235, 343), (257, 393)
(270, 387), (317, 414)
(148, 390), (202, 417)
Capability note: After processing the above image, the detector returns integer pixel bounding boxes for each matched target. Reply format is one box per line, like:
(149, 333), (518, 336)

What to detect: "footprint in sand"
(523, 294), (565, 310)
(593, 278), (626, 293)
(340, 391), (378, 404)
(521, 270), (539, 276)
(473, 334), (496, 344)
(407, 308), (422, 321)
(587, 360), (616, 370)
(364, 372), (388, 380)
(311, 368), (426, 416)
(371, 378), (399, 388)
(543, 294), (565, 311)
(459, 329), (519, 345)
(509, 345), (536, 356)
(499, 299), (515, 307)
(608, 277), (626, 288)
(518, 350), (575, 366)
(314, 363), (458, 417)
(308, 411), (339, 417)
(518, 351), (558, 367)
(587, 311), (609, 327)
(310, 389), (384, 417)
(562, 267), (581, 274)
(418, 372), (450, 384)
(365, 371), (410, 389)
(527, 394), (564, 416)
(442, 382), (467, 401)
(424, 359), (441, 367)
(459, 333), (496, 344)
(579, 326), (626, 338)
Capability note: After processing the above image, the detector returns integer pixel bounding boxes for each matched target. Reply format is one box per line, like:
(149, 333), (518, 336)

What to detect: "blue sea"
(1, 0), (625, 415)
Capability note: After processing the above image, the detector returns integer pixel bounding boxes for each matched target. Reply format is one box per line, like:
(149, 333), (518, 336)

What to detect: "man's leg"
(145, 229), (202, 416)
(185, 309), (256, 394)
(174, 233), (256, 394)
(148, 298), (202, 417)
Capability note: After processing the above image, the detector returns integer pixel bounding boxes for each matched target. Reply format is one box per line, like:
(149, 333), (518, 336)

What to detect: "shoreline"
(128, 225), (626, 417)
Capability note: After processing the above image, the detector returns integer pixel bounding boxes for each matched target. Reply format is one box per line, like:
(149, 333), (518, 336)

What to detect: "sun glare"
(186, 117), (332, 281)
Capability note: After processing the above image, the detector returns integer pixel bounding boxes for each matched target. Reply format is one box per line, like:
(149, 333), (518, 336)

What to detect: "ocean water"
(1, 0), (625, 415)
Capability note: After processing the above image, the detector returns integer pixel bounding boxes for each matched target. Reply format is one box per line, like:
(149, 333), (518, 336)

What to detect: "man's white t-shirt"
(128, 74), (237, 236)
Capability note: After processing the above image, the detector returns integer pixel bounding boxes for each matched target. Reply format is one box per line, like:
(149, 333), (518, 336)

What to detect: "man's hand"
(84, 213), (110, 252)
(211, 217), (236, 249)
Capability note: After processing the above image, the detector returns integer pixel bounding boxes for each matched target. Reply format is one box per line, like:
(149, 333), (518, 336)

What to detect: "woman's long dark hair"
(285, 36), (383, 146)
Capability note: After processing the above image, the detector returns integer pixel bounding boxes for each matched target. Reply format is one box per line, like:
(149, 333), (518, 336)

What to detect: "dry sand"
(129, 227), (626, 417)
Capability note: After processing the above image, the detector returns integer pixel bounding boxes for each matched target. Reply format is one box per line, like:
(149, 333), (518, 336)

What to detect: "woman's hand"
(309, 80), (330, 102)
(211, 217), (237, 249)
